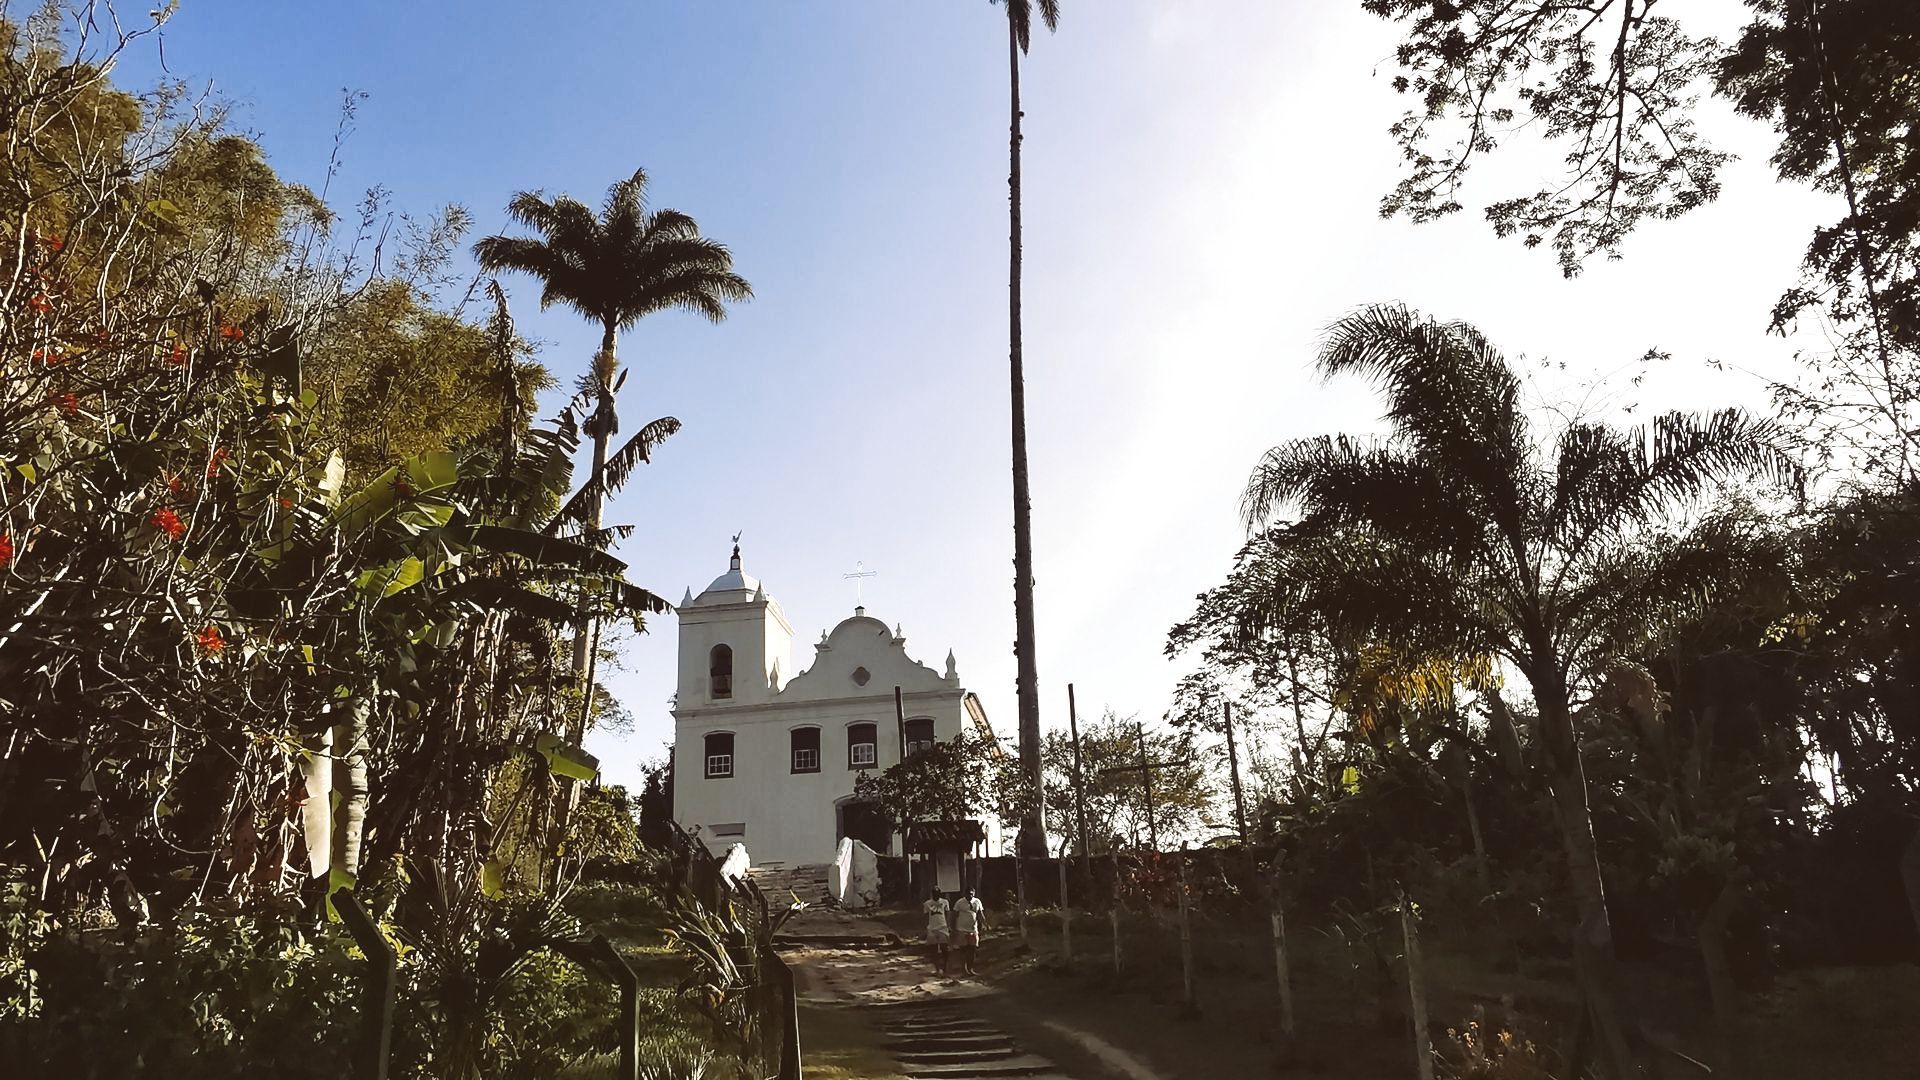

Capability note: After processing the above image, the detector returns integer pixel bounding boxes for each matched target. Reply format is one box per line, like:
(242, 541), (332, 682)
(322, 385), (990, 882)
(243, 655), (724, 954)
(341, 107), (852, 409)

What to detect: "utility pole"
(1138, 716), (1158, 850)
(1101, 718), (1186, 852)
(1067, 684), (1092, 873)
(894, 686), (907, 765)
(1223, 699), (1249, 844)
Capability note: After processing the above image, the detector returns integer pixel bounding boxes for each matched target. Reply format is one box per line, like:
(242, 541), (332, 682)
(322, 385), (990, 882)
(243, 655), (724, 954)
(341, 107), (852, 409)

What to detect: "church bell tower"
(675, 544), (794, 709)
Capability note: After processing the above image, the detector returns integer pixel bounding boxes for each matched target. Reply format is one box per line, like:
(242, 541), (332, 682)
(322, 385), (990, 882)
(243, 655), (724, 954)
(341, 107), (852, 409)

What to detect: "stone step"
(902, 1054), (1059, 1079)
(886, 1023), (1008, 1037)
(888, 1035), (1018, 1053)
(897, 1046), (1022, 1065)
(886, 1020), (1001, 1035)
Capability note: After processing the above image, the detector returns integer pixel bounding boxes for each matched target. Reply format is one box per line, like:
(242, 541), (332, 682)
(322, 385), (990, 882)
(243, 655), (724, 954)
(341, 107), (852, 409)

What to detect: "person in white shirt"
(953, 888), (986, 975)
(922, 892), (951, 975)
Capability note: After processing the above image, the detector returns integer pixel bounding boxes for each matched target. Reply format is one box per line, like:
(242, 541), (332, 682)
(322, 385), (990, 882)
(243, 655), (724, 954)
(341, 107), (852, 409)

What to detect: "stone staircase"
(747, 863), (833, 907)
(749, 862), (899, 947)
(867, 1001), (1072, 1079)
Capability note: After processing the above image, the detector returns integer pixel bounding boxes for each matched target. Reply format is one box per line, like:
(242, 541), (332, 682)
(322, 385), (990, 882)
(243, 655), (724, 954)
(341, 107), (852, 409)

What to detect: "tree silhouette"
(1240, 303), (1795, 1077)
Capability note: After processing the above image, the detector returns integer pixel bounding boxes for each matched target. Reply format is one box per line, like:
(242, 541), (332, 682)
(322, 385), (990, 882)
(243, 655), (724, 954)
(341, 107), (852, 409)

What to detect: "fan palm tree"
(994, 0), (1061, 859)
(1240, 304), (1795, 1078)
(474, 168), (750, 740)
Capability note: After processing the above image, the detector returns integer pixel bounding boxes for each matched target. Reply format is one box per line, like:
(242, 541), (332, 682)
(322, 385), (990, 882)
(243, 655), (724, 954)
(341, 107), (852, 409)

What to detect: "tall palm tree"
(1240, 304), (1794, 1078)
(994, 0), (1060, 859)
(474, 168), (750, 743)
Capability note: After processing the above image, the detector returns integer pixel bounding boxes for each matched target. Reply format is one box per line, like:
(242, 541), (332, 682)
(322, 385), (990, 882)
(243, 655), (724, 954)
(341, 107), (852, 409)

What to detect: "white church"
(670, 545), (1004, 867)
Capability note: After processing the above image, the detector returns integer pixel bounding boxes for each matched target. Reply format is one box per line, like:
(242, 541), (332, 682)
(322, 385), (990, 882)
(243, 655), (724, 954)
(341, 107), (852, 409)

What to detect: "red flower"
(218, 323), (245, 342)
(196, 624), (225, 654)
(166, 342), (188, 366)
(150, 506), (185, 540)
(27, 295), (50, 313)
(41, 234), (63, 252)
(33, 347), (63, 367)
(55, 392), (78, 418)
(162, 471), (186, 496)
(206, 447), (230, 478)
(277, 496), (293, 509)
(0, 532), (13, 569)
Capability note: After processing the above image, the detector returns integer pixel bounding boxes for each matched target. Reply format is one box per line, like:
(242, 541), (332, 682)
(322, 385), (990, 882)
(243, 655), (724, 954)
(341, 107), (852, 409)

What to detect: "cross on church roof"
(843, 560), (877, 614)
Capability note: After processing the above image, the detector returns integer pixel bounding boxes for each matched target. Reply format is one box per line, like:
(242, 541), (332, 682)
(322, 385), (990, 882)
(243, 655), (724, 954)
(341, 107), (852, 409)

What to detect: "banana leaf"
(534, 733), (599, 782)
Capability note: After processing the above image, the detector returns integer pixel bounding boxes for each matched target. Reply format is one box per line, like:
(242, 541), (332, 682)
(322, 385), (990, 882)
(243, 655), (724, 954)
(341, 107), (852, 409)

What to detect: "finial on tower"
(753, 582), (765, 602)
(729, 531), (743, 571)
(944, 649), (958, 680)
(681, 586), (693, 607)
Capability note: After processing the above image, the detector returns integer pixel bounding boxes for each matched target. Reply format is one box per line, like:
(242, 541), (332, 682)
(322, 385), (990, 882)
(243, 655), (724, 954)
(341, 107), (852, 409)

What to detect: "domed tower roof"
(688, 543), (763, 607)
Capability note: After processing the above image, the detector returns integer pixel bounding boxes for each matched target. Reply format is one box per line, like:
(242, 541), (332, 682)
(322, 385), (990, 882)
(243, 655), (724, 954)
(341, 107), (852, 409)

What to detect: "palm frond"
(478, 170), (749, 336)
(1546, 408), (1797, 575)
(995, 0), (1060, 52)
(1555, 512), (1772, 685)
(465, 524), (627, 577)
(557, 524), (636, 547)
(547, 416), (683, 535)
(1315, 304), (1533, 537)
(1251, 522), (1501, 663)
(1243, 434), (1488, 562)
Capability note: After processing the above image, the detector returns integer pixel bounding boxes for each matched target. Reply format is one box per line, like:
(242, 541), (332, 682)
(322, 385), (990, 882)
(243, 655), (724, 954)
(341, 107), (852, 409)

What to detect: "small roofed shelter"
(906, 819), (987, 898)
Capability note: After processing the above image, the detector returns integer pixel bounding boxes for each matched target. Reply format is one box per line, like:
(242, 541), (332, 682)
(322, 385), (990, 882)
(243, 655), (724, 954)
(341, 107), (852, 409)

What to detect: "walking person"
(954, 888), (986, 976)
(923, 890), (952, 975)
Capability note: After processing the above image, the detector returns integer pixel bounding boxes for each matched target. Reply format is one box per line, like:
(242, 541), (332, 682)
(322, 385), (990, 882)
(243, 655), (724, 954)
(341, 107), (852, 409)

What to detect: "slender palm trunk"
(1531, 669), (1645, 1077)
(1008, 20), (1047, 858)
(553, 327), (616, 878)
(569, 325), (618, 745)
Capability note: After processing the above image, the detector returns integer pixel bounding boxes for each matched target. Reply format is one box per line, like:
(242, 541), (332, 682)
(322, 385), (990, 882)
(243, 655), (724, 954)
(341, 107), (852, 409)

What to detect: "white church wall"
(670, 552), (999, 868)
(674, 686), (971, 865)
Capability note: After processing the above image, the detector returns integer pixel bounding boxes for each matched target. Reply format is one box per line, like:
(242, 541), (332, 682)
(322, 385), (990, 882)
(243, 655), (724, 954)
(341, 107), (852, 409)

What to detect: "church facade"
(670, 547), (1001, 866)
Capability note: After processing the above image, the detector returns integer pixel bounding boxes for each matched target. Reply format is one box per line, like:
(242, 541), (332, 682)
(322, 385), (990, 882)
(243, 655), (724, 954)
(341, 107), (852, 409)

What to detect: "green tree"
(991, 0), (1061, 859)
(473, 168), (750, 741)
(1363, 1), (1920, 483)
(853, 732), (1029, 843)
(306, 278), (551, 481)
(1043, 710), (1217, 854)
(1237, 303), (1793, 1076)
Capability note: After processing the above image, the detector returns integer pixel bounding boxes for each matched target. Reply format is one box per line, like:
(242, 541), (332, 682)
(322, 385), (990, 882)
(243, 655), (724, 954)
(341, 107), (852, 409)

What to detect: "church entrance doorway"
(838, 799), (892, 855)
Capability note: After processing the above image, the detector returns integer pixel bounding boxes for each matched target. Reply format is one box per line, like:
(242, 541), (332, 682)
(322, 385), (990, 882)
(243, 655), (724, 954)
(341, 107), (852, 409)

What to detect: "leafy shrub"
(1436, 1009), (1554, 1080)
(1, 904), (362, 1079)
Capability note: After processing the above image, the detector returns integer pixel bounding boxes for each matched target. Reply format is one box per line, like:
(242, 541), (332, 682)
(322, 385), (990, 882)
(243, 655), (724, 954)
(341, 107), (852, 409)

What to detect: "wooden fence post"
(1059, 854), (1073, 963)
(1111, 855), (1123, 975)
(1067, 684), (1093, 885)
(1015, 854), (1029, 945)
(1401, 889), (1434, 1080)
(1177, 846), (1196, 1014)
(590, 935), (640, 1080)
(777, 951), (803, 1080)
(333, 891), (395, 1080)
(1271, 862), (1295, 1038)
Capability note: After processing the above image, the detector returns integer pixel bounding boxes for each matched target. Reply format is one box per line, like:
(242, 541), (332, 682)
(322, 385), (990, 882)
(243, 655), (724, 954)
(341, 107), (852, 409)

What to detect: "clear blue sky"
(120, 1), (1832, 789)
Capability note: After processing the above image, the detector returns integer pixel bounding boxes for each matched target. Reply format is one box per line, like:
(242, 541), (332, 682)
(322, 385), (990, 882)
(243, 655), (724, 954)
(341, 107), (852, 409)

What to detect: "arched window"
(791, 727), (821, 774)
(704, 732), (734, 779)
(847, 723), (878, 769)
(903, 717), (935, 758)
(709, 644), (733, 699)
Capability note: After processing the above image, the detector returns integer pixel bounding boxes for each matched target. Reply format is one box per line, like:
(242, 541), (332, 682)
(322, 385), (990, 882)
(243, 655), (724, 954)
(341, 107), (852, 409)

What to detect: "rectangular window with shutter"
(791, 727), (820, 774)
(848, 722), (877, 768)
